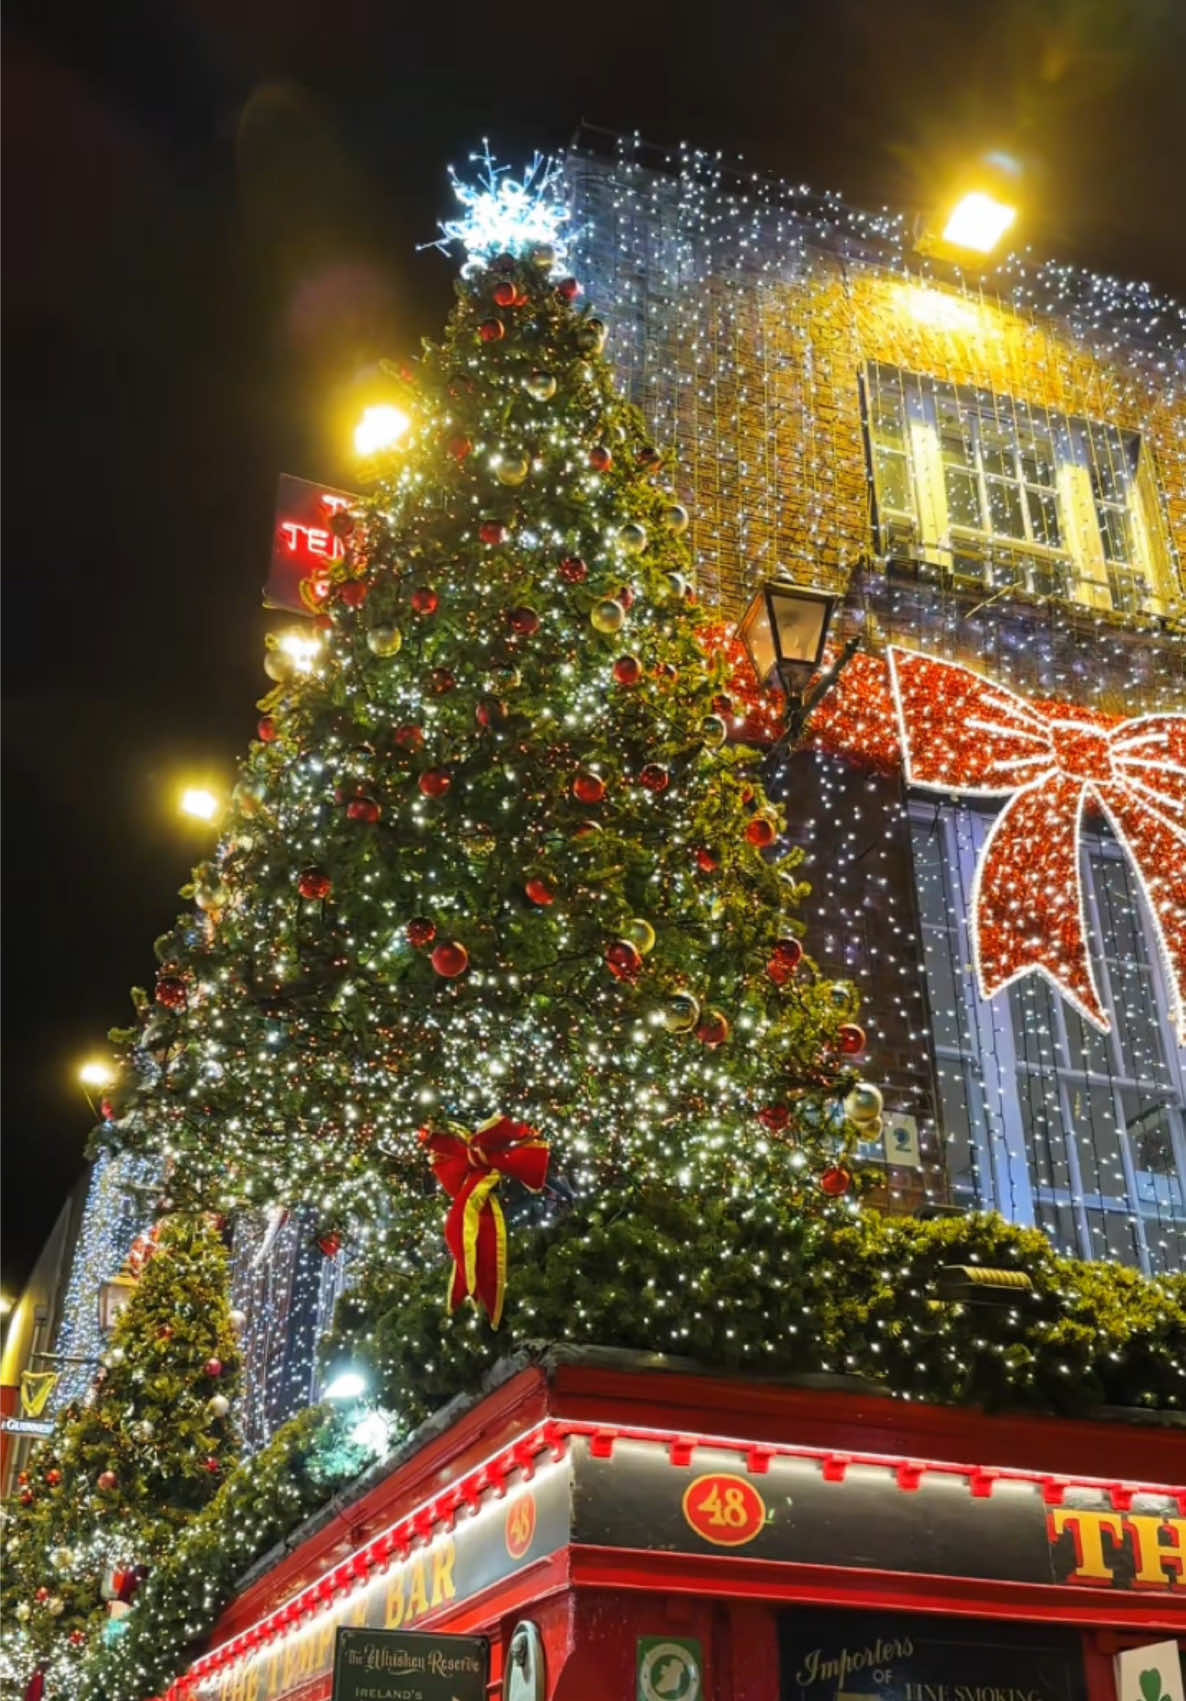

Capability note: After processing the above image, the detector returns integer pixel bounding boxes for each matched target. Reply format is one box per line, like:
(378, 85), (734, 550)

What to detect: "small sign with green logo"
(637, 1636), (702, 1701)
(332, 1627), (488, 1701)
(1114, 1644), (1184, 1701)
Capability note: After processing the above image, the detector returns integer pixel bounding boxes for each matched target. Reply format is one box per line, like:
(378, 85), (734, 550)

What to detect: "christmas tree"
(0, 1215), (240, 1701)
(95, 156), (873, 1324)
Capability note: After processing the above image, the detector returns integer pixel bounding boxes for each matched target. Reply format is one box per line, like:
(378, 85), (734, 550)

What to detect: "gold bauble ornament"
(661, 501), (690, 534)
(662, 991), (701, 1032)
(701, 715), (729, 749)
(623, 917), (656, 955)
(577, 317), (607, 354)
(616, 521), (648, 555)
(495, 453), (530, 487)
(590, 598), (627, 635)
(366, 624), (403, 657)
(844, 1083), (884, 1125)
(524, 370), (557, 401)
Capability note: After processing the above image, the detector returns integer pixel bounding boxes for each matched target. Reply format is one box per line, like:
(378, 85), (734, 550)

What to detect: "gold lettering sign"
(1048, 1509), (1185, 1587)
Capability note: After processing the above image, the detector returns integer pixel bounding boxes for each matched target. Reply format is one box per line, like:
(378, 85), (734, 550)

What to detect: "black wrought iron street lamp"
(736, 579), (860, 744)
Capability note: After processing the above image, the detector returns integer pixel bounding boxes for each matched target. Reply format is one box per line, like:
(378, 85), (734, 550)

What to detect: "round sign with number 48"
(681, 1473), (767, 1546)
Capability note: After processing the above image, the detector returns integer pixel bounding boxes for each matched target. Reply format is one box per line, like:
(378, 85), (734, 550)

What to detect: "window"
(863, 364), (1174, 616)
(910, 802), (1186, 1275)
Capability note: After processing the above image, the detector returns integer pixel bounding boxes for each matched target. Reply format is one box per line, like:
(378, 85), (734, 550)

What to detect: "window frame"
(908, 798), (1186, 1275)
(863, 364), (1171, 617)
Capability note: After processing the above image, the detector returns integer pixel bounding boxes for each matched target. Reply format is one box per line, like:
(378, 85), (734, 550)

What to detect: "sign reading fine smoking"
(332, 1628), (488, 1701)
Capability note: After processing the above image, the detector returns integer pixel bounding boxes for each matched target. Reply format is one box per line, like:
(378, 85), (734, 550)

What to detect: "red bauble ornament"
(478, 317), (505, 343)
(97, 1471), (118, 1492)
(636, 445), (663, 472)
(410, 586), (439, 616)
(337, 579), (368, 608)
(612, 656), (643, 687)
(767, 956), (794, 987)
(298, 867), (332, 902)
(257, 714), (278, 743)
(431, 940), (470, 978)
(712, 693), (734, 717)
(35, 1589), (49, 1603)
(696, 1010), (731, 1048)
(158, 1325), (174, 1341)
(203, 1456), (221, 1475)
(559, 555), (588, 583)
(317, 1230), (343, 1257)
(204, 1357), (223, 1378)
(393, 723), (425, 751)
(419, 768), (452, 798)
(508, 605), (541, 636)
(836, 1023), (867, 1056)
(556, 276), (581, 301)
(475, 696), (507, 729)
(346, 795), (381, 824)
(525, 876), (557, 907)
(492, 280), (518, 308)
(695, 846), (719, 873)
(406, 918), (436, 948)
(588, 444), (612, 472)
(99, 1098), (115, 1122)
(17, 1472), (29, 1487)
(154, 975), (188, 1011)
(69, 1631), (86, 1648)
(773, 937), (803, 972)
(638, 764), (670, 793)
(44, 1470), (61, 1487)
(447, 434), (473, 463)
(746, 817), (777, 848)
(428, 667), (457, 695)
(572, 772), (606, 805)
(19, 1490), (34, 1506)
(617, 584), (636, 611)
(605, 939), (644, 982)
(479, 521), (508, 546)
(758, 1104), (790, 1132)
(820, 1165), (853, 1197)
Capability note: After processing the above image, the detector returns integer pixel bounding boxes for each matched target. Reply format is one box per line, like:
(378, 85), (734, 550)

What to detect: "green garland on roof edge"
(72, 1194), (1184, 1701)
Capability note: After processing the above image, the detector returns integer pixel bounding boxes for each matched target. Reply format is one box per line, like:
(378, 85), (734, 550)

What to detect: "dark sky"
(4, 0), (1184, 1294)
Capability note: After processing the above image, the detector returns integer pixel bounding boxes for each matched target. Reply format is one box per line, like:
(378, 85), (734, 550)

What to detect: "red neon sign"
(266, 474), (360, 614)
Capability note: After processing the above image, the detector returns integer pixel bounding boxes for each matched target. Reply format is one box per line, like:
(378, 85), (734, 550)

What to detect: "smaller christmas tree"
(0, 1215), (240, 1701)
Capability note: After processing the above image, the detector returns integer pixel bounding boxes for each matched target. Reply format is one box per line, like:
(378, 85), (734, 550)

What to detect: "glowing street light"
(179, 786), (221, 823)
(323, 1367), (368, 1402)
(941, 191), (1016, 255)
(79, 1059), (116, 1089)
(353, 404), (409, 458)
(0, 1295), (13, 1319)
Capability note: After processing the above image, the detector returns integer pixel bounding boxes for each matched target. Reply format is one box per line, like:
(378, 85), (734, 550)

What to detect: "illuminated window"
(911, 803), (1186, 1276)
(863, 364), (1175, 616)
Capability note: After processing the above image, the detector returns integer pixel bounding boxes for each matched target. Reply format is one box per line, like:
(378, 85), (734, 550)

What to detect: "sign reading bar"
(332, 1628), (487, 1701)
(780, 1610), (1087, 1701)
(267, 475), (360, 614)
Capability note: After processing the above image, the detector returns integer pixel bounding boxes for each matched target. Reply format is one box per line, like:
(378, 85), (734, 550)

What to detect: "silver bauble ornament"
(590, 598), (627, 635)
(228, 1308), (247, 1330)
(830, 981), (856, 1009)
(524, 369), (557, 401)
(623, 917), (656, 956)
(529, 241), (556, 269)
(206, 1394), (231, 1419)
(662, 991), (701, 1033)
(263, 649), (290, 683)
(661, 501), (690, 534)
(665, 571), (691, 600)
(577, 317), (607, 354)
(616, 521), (647, 555)
(47, 1597), (64, 1617)
(194, 883), (226, 913)
(366, 624), (403, 658)
(702, 715), (729, 749)
(495, 453), (530, 487)
(106, 1347), (125, 1367)
(15, 1603), (30, 1622)
(844, 1083), (884, 1125)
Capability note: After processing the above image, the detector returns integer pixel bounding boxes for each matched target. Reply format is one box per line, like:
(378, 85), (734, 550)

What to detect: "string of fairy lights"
(564, 133), (1185, 1276)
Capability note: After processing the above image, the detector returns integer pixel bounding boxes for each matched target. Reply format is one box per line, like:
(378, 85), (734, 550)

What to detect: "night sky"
(4, 0), (1184, 1294)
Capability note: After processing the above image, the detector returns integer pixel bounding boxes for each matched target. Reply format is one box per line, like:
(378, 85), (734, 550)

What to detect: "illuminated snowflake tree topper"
(430, 145), (571, 273)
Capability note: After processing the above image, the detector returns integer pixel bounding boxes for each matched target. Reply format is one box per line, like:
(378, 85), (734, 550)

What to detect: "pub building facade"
(156, 134), (1186, 1701)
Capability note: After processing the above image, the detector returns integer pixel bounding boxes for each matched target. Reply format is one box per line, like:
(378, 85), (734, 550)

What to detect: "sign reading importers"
(332, 1628), (487, 1701)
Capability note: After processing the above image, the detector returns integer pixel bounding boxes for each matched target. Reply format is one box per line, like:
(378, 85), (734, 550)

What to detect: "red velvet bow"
(889, 647), (1186, 1036)
(423, 1116), (550, 1328)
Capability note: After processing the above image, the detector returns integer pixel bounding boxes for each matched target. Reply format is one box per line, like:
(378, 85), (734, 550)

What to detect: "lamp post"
(736, 579), (859, 746)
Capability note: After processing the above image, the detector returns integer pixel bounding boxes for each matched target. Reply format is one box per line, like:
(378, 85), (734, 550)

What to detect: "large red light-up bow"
(423, 1116), (551, 1328)
(888, 647), (1186, 1037)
